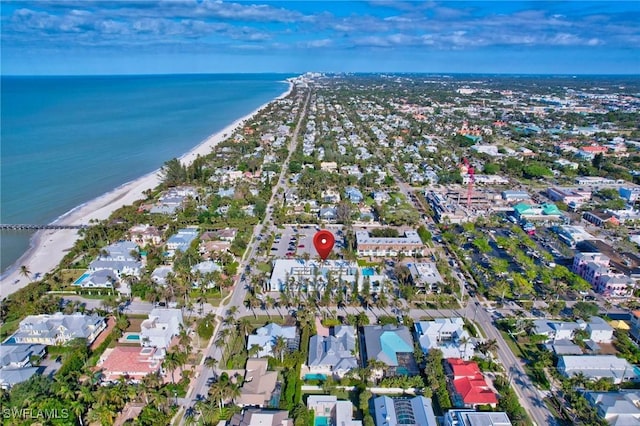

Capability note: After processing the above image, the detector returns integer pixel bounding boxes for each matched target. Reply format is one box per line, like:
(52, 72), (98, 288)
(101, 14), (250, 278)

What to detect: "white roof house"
(586, 317), (615, 344)
(88, 241), (142, 280)
(407, 262), (444, 294)
(584, 391), (640, 425)
(307, 326), (358, 378)
(140, 308), (183, 349)
(247, 323), (298, 359)
(151, 266), (173, 286)
(443, 410), (513, 426)
(532, 320), (581, 342)
(12, 313), (106, 346)
(558, 355), (640, 384)
(415, 318), (475, 360)
(307, 395), (362, 426)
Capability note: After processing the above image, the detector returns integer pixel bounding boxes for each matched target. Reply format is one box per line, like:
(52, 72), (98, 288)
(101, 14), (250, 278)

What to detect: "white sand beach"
(0, 82), (293, 298)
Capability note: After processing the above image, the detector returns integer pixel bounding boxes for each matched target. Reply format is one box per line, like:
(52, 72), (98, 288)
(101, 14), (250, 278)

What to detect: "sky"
(1, 1), (639, 75)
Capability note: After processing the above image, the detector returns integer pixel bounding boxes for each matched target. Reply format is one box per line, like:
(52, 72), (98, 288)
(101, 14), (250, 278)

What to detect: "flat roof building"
(373, 396), (437, 426)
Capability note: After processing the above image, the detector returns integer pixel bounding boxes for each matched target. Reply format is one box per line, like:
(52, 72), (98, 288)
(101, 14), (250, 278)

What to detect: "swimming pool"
(305, 373), (327, 381)
(362, 267), (375, 276)
(314, 417), (329, 426)
(73, 273), (90, 285)
(126, 334), (140, 341)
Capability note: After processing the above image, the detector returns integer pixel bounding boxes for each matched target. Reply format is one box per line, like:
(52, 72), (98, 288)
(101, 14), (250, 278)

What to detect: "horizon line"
(2, 71), (640, 78)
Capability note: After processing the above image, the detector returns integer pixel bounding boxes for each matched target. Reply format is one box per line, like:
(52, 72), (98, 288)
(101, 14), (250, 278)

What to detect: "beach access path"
(0, 82), (294, 299)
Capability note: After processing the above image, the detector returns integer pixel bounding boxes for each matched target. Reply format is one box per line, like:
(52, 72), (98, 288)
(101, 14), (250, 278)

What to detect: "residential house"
(191, 261), (222, 287)
(0, 367), (40, 390)
(228, 408), (293, 426)
(586, 317), (614, 343)
(98, 346), (163, 383)
(446, 358), (498, 408)
(415, 318), (475, 360)
(0, 344), (45, 370)
(355, 230), (425, 257)
(307, 395), (362, 426)
(129, 224), (163, 247)
(151, 266), (173, 286)
(584, 390), (640, 425)
(373, 396), (437, 426)
(88, 241), (142, 282)
(407, 262), (444, 294)
(321, 189), (341, 203)
(532, 320), (581, 342)
(558, 355), (639, 384)
(307, 326), (358, 379)
(237, 358), (278, 408)
(75, 269), (116, 289)
(140, 309), (183, 349)
(166, 228), (199, 256)
(11, 313), (106, 346)
(344, 186), (364, 203)
(318, 207), (338, 223)
(443, 410), (513, 426)
(0, 343), (45, 389)
(247, 323), (299, 359)
(371, 191), (390, 204)
(361, 325), (418, 377)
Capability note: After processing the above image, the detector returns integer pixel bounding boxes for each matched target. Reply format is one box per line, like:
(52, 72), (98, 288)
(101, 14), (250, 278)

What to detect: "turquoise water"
(305, 373), (327, 380)
(74, 273), (90, 285)
(126, 334), (140, 341)
(314, 417), (329, 426)
(362, 267), (375, 276)
(1, 74), (291, 273)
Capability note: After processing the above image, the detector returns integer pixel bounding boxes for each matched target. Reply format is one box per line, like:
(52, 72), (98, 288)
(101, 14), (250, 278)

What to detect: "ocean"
(0, 74), (292, 273)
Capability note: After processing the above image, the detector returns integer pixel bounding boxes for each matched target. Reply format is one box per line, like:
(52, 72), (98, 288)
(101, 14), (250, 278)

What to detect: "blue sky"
(1, 1), (639, 75)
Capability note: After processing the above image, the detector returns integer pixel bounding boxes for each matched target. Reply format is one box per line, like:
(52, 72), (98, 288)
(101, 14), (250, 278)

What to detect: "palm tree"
(248, 344), (261, 358)
(163, 350), (182, 384)
(238, 317), (253, 338)
(204, 356), (218, 375)
(272, 335), (288, 362)
(19, 265), (31, 280)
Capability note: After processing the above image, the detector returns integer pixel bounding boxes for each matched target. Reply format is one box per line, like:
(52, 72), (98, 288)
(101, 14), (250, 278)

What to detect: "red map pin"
(313, 229), (335, 260)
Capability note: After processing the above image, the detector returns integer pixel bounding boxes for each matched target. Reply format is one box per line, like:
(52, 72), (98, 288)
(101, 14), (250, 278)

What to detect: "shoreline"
(0, 80), (294, 298)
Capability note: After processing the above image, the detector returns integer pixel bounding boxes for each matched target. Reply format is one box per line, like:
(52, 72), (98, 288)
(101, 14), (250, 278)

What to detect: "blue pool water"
(305, 373), (327, 380)
(362, 267), (375, 276)
(74, 273), (90, 284)
(314, 417), (329, 426)
(126, 334), (140, 341)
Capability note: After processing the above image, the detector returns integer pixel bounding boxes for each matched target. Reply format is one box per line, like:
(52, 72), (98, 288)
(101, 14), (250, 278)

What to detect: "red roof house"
(98, 346), (163, 382)
(447, 358), (498, 408)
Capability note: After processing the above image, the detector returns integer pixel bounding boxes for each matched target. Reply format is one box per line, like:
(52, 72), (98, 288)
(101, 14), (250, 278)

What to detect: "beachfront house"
(87, 241), (142, 287)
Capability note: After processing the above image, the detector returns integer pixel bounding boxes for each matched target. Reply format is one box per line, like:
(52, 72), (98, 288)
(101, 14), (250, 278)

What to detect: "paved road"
(179, 86), (312, 425)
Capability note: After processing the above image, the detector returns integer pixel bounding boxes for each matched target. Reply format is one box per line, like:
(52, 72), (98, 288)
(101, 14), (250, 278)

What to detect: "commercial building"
(355, 230), (425, 257)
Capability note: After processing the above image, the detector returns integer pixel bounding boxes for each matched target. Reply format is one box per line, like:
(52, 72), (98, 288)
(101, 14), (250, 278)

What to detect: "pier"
(0, 224), (87, 230)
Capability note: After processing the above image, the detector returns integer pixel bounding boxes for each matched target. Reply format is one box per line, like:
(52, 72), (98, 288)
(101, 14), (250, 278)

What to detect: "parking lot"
(269, 225), (346, 259)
